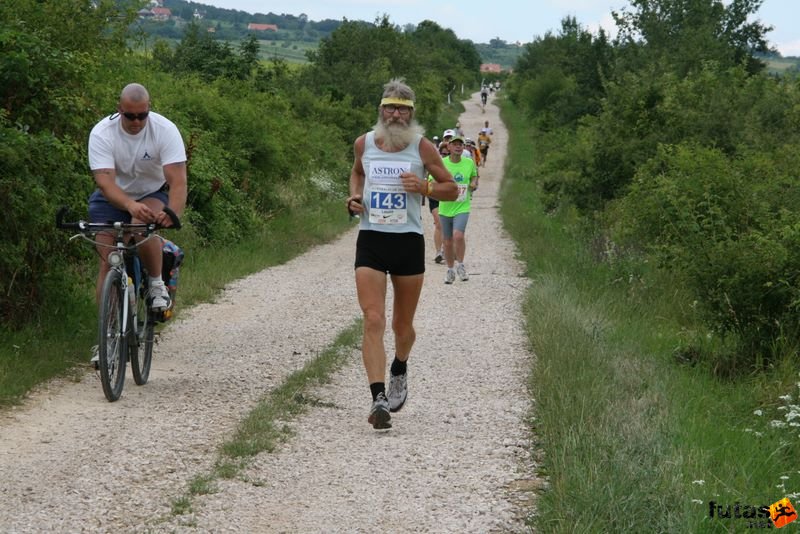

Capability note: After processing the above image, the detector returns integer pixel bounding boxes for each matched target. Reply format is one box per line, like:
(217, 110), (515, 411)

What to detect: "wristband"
(427, 181), (434, 196)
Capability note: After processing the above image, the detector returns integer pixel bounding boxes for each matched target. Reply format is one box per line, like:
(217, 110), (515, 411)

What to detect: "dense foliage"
(506, 0), (800, 369)
(0, 1), (480, 329)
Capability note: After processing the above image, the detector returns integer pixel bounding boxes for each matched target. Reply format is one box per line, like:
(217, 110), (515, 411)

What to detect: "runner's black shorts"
(428, 198), (439, 212)
(355, 230), (425, 275)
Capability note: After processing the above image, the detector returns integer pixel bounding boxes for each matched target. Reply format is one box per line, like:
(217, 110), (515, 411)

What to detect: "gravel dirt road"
(0, 90), (539, 533)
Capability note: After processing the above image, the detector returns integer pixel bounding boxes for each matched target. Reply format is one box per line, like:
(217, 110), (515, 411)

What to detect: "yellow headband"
(380, 97), (414, 108)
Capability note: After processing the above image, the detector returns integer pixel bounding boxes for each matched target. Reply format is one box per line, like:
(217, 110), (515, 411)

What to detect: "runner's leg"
(355, 267), (388, 383)
(390, 274), (424, 361)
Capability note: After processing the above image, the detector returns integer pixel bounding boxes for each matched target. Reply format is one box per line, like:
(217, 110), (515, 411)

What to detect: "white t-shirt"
(88, 111), (186, 199)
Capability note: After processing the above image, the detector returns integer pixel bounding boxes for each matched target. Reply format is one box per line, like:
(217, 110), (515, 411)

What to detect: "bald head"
(120, 83), (150, 104)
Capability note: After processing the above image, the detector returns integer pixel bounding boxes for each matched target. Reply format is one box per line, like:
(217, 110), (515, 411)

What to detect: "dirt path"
(0, 90), (538, 533)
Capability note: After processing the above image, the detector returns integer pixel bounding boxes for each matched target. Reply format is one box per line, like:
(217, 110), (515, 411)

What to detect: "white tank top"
(359, 131), (425, 235)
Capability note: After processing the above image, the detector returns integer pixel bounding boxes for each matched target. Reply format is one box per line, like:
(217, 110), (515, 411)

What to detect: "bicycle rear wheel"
(98, 269), (127, 401)
(130, 289), (154, 385)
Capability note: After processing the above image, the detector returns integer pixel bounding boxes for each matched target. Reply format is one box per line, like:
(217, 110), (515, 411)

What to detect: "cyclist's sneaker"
(444, 268), (456, 284)
(456, 263), (469, 282)
(434, 252), (444, 264)
(367, 392), (392, 430)
(90, 345), (99, 370)
(148, 280), (171, 311)
(387, 372), (408, 413)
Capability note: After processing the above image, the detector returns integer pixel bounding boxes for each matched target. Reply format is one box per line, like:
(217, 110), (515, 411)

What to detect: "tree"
(167, 23), (259, 81)
(613, 0), (772, 76)
(509, 17), (613, 129)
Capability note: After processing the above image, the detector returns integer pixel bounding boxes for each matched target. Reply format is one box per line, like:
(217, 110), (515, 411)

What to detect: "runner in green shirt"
(438, 135), (479, 283)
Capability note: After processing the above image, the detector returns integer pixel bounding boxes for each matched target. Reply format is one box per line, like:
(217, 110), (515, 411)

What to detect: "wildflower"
(753, 409), (763, 416)
(780, 476), (790, 480)
(770, 420), (788, 428)
(692, 499), (704, 504)
(692, 480), (705, 485)
(779, 394), (793, 402)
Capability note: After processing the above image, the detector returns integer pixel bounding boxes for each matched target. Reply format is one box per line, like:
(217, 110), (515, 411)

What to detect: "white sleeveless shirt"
(359, 131), (425, 235)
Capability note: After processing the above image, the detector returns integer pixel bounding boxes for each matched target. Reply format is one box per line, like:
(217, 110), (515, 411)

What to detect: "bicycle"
(56, 206), (181, 401)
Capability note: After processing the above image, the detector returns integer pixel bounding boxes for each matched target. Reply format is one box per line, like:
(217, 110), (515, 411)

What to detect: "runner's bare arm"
(347, 135), (367, 214)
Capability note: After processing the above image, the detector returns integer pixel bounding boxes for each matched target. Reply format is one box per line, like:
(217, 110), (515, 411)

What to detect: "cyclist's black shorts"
(355, 230), (424, 276)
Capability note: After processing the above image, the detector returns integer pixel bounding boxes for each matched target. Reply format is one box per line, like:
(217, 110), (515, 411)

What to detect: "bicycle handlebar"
(56, 205), (181, 232)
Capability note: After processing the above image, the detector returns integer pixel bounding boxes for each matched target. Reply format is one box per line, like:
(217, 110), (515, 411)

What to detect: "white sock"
(149, 276), (163, 287)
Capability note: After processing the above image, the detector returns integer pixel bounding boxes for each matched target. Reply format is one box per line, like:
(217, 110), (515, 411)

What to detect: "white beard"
(373, 118), (424, 152)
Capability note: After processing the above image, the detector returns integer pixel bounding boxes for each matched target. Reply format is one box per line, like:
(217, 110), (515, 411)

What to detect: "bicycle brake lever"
(162, 206), (182, 230)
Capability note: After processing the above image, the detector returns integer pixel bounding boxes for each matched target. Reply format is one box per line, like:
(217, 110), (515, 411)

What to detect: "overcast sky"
(199, 0), (799, 57)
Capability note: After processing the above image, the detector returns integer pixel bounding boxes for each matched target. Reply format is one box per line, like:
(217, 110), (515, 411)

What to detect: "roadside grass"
(0, 201), (354, 407)
(499, 100), (800, 531)
(167, 320), (362, 517)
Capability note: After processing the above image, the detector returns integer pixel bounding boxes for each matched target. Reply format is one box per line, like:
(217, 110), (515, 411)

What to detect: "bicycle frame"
(56, 206), (180, 401)
(107, 230), (149, 345)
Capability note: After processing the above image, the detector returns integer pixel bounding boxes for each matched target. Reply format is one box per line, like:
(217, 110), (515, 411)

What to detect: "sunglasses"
(382, 105), (411, 115)
(121, 111), (149, 121)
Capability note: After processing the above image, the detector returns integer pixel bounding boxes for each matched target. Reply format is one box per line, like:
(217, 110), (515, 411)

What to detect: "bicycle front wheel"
(130, 293), (154, 386)
(98, 269), (127, 401)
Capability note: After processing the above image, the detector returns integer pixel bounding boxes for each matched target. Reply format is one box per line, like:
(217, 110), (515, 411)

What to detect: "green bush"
(610, 143), (800, 365)
(0, 118), (93, 326)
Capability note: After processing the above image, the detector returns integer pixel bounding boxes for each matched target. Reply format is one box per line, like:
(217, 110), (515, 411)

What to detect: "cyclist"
(88, 83), (187, 361)
(346, 78), (457, 430)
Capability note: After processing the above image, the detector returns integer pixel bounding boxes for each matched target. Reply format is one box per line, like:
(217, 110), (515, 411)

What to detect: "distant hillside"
(760, 54), (800, 75)
(137, 0), (520, 68)
(475, 40), (526, 71)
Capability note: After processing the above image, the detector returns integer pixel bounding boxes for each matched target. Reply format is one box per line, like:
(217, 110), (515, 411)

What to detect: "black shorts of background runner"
(428, 198), (439, 213)
(355, 230), (425, 276)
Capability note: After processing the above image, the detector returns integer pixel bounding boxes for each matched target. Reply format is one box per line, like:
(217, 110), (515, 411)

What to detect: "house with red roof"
(247, 23), (278, 32)
(151, 7), (171, 21)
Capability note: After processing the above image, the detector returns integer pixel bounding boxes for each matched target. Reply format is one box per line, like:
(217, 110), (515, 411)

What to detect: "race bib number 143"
(368, 161), (410, 225)
(370, 191), (406, 210)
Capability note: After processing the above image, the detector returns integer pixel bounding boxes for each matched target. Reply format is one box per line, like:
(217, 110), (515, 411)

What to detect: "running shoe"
(444, 268), (456, 284)
(434, 252), (443, 264)
(368, 392), (392, 429)
(148, 280), (171, 311)
(456, 263), (469, 282)
(387, 372), (408, 413)
(90, 345), (99, 370)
